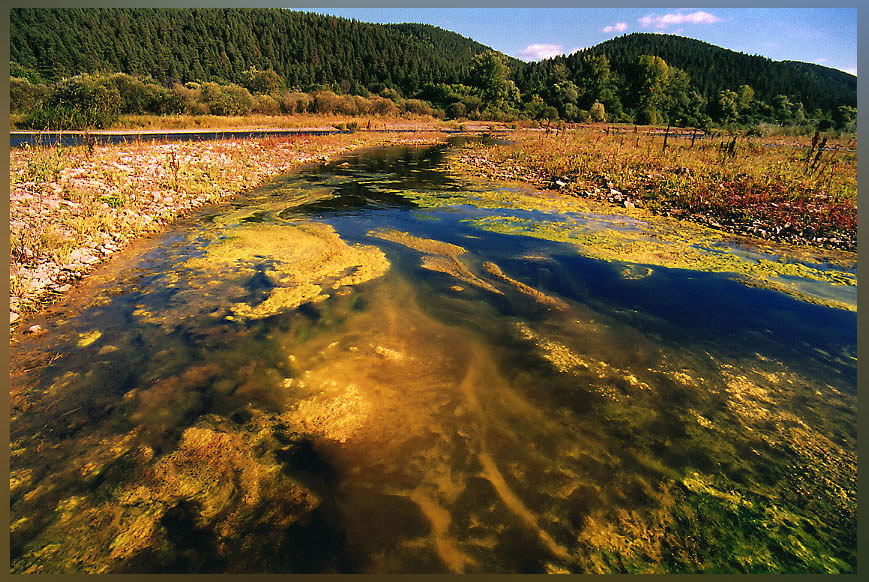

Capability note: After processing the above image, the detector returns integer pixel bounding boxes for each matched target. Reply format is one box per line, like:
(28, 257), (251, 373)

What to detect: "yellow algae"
(369, 228), (502, 294)
(76, 330), (102, 348)
(440, 177), (855, 310)
(285, 383), (369, 444)
(681, 471), (753, 510)
(374, 345), (405, 361)
(514, 321), (654, 404)
(231, 282), (327, 319)
(10, 468), (33, 492)
(368, 228), (467, 257)
(482, 261), (569, 310)
(134, 221), (390, 326)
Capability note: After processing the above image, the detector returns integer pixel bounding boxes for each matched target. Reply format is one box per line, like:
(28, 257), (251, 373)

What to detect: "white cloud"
(639, 11), (722, 29)
(518, 43), (564, 61)
(601, 22), (628, 34)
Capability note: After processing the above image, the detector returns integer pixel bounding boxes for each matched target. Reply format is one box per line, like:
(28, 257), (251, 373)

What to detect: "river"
(9, 138), (857, 573)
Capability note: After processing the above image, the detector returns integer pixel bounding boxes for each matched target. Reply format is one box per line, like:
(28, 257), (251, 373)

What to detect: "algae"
(464, 214), (856, 311)
(368, 228), (502, 295)
(135, 221), (390, 326)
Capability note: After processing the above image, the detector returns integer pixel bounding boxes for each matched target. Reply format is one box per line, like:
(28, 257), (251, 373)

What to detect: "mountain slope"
(517, 33), (855, 114)
(10, 8), (494, 95)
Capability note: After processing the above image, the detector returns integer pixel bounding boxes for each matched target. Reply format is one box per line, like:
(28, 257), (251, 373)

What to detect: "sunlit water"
(9, 140), (857, 573)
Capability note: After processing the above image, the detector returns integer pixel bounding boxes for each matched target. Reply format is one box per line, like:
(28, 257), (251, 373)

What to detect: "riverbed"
(9, 138), (857, 573)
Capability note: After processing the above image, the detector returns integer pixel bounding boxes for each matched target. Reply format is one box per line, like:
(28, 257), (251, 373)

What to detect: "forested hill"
(9, 7), (494, 95)
(10, 9), (856, 128)
(516, 33), (856, 115)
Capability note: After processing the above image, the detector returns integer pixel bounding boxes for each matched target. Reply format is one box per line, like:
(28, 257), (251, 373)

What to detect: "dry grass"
(456, 126), (857, 249)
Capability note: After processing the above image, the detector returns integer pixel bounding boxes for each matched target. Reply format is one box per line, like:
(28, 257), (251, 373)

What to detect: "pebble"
(25, 324), (45, 335)
(10, 312), (20, 324)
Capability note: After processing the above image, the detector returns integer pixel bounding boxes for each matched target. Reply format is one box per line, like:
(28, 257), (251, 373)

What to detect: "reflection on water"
(9, 140), (857, 573)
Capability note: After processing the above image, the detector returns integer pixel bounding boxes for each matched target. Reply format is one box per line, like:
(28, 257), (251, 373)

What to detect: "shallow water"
(9, 140), (857, 573)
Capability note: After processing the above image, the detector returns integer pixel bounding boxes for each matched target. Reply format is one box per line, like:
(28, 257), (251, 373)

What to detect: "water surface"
(9, 140), (857, 573)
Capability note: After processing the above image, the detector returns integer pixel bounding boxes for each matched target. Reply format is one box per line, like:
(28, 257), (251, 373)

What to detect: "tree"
(736, 84), (754, 114)
(240, 66), (284, 96)
(629, 55), (670, 124)
(469, 50), (510, 109)
(713, 89), (739, 124)
(589, 101), (606, 122)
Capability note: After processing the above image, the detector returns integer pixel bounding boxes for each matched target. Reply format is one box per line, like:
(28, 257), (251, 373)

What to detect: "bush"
(22, 75), (121, 129)
(10, 77), (49, 113)
(311, 90), (343, 115)
(199, 82), (253, 116)
(280, 91), (311, 115)
(368, 95), (400, 117)
(252, 94), (281, 115)
(589, 101), (607, 123)
(103, 73), (152, 114)
(240, 66), (284, 96)
(403, 98), (433, 117)
(446, 101), (467, 119)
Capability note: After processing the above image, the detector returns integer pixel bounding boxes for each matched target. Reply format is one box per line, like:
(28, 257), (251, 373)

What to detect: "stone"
(25, 324), (45, 335)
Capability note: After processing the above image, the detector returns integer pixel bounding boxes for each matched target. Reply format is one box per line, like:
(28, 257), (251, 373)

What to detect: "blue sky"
(297, 8), (857, 76)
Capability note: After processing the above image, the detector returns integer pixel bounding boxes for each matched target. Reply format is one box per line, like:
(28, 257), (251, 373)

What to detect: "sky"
(297, 8), (857, 76)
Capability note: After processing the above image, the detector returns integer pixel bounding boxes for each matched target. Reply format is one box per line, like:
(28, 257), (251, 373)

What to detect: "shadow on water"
(9, 138), (857, 574)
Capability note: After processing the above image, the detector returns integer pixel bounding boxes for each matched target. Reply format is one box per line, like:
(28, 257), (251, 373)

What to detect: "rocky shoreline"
(9, 131), (446, 334)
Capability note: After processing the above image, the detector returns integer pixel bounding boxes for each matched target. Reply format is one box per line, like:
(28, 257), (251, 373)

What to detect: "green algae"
(396, 161), (856, 311)
(464, 215), (856, 311)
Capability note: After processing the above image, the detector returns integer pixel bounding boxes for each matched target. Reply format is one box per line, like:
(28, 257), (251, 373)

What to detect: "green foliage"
(589, 101), (606, 122)
(199, 82), (254, 116)
(17, 147), (67, 183)
(443, 101), (464, 119)
(22, 75), (121, 129)
(10, 76), (49, 113)
(10, 8), (494, 97)
(10, 61), (43, 83)
(469, 51), (511, 108)
(240, 66), (285, 96)
(9, 10), (855, 129)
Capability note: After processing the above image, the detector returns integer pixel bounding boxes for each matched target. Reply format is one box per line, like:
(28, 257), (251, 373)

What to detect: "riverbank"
(450, 128), (857, 252)
(9, 130), (448, 332)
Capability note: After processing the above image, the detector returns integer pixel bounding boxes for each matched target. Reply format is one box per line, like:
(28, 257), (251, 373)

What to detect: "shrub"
(252, 94), (281, 115)
(368, 95), (400, 117)
(403, 98), (433, 116)
(104, 73), (152, 114)
(590, 101), (607, 123)
(240, 66), (285, 96)
(10, 77), (49, 113)
(311, 90), (343, 115)
(199, 82), (253, 116)
(22, 74), (121, 129)
(280, 91), (311, 115)
(446, 101), (467, 119)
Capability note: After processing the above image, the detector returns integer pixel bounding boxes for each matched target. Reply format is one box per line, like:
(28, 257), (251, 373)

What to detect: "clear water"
(9, 140), (857, 573)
